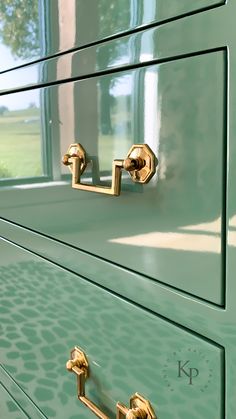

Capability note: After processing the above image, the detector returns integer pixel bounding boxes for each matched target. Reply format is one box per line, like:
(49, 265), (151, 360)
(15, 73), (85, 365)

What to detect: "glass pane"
(0, 89), (43, 179)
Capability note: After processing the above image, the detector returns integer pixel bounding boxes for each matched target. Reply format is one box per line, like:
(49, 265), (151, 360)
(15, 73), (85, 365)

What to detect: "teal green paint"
(0, 383), (29, 419)
(0, 0), (224, 73)
(224, 0), (236, 415)
(1, 0), (236, 417)
(0, 4), (229, 95)
(0, 52), (225, 304)
(0, 239), (224, 419)
(0, 366), (46, 419)
(0, 219), (224, 343)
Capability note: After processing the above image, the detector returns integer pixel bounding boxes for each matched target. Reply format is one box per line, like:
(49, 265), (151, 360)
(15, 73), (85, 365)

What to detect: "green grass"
(0, 108), (43, 179)
(0, 106), (132, 181)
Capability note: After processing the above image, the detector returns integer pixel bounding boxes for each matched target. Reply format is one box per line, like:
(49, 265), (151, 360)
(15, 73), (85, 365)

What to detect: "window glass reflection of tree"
(0, 1), (45, 181)
(0, 0), (40, 61)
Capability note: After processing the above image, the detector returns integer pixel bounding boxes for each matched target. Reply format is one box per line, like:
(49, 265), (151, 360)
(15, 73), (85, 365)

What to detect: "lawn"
(0, 108), (43, 179)
(0, 106), (133, 181)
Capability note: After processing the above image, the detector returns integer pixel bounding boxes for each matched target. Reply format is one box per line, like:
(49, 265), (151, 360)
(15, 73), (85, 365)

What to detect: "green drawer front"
(0, 51), (225, 305)
(0, 238), (224, 419)
(0, 383), (28, 419)
(46, 0), (224, 55)
(0, 366), (45, 419)
(0, 0), (225, 73)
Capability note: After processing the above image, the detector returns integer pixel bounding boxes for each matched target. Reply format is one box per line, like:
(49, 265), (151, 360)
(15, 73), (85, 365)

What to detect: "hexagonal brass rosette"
(66, 346), (89, 378)
(129, 393), (156, 418)
(125, 144), (158, 184)
(62, 143), (87, 175)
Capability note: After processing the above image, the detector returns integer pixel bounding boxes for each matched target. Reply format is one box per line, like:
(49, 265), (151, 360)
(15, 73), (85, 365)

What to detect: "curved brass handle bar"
(62, 143), (157, 196)
(66, 347), (157, 419)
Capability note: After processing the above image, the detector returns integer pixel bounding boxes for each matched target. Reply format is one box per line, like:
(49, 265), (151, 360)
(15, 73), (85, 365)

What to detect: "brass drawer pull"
(62, 143), (157, 196)
(66, 346), (157, 419)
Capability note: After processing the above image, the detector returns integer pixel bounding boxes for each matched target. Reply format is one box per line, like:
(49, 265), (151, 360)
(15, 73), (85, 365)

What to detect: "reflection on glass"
(229, 216), (236, 248)
(59, 71), (134, 178)
(99, 73), (132, 171)
(0, 66), (39, 92)
(0, 90), (43, 179)
(0, 0), (40, 72)
(109, 220), (221, 254)
(58, 0), (76, 53)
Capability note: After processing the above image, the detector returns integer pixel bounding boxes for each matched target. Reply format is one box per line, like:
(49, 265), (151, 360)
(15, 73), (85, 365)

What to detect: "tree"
(28, 102), (37, 109)
(0, 0), (39, 59)
(0, 106), (8, 115)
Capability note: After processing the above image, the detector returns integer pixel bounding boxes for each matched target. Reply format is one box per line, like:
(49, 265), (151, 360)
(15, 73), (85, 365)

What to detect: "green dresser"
(0, 239), (224, 419)
(0, 1), (235, 418)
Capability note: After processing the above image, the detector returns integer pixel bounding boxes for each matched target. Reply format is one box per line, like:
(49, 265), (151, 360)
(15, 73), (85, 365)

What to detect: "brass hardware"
(66, 347), (108, 418)
(67, 347), (157, 419)
(116, 394), (156, 419)
(62, 143), (157, 196)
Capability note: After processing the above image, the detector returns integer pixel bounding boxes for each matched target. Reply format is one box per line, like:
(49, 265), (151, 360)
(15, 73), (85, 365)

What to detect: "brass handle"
(62, 143), (157, 196)
(66, 346), (157, 419)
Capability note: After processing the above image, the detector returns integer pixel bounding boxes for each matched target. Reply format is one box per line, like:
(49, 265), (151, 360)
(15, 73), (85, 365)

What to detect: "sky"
(0, 43), (39, 110)
(0, 40), (135, 112)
